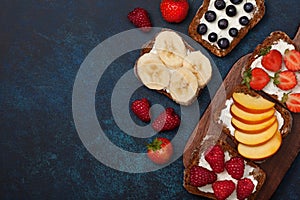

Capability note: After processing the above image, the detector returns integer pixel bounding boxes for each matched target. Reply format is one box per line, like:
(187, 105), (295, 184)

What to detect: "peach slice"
(237, 130), (282, 160)
(232, 92), (275, 112)
(231, 116), (277, 133)
(230, 104), (275, 123)
(234, 120), (278, 145)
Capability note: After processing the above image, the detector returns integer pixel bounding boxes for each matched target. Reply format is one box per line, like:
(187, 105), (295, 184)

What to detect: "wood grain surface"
(183, 27), (300, 200)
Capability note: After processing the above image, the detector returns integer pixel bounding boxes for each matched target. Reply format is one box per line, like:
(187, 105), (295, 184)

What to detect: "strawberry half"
(273, 70), (297, 90)
(152, 107), (180, 132)
(282, 93), (300, 113)
(284, 49), (300, 71)
(204, 145), (225, 173)
(225, 157), (245, 180)
(237, 178), (255, 200)
(189, 165), (217, 187)
(147, 137), (173, 165)
(127, 7), (152, 32)
(131, 98), (151, 122)
(212, 180), (235, 200)
(242, 67), (270, 90)
(261, 48), (282, 72)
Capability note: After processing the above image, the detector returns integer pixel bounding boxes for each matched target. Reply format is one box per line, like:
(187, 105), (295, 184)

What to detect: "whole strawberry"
(160, 0), (189, 23)
(237, 178), (255, 200)
(284, 49), (300, 71)
(273, 70), (297, 90)
(261, 48), (282, 72)
(204, 145), (225, 173)
(212, 180), (235, 200)
(225, 157), (245, 180)
(131, 98), (151, 122)
(127, 7), (152, 32)
(152, 107), (180, 132)
(147, 137), (173, 165)
(189, 165), (217, 187)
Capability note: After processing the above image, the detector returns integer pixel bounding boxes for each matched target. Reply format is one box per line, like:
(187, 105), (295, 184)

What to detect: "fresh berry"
(131, 98), (151, 122)
(282, 93), (300, 113)
(226, 5), (237, 17)
(218, 19), (229, 29)
(273, 70), (297, 90)
(189, 165), (217, 187)
(152, 107), (180, 132)
(217, 38), (230, 49)
(261, 49), (283, 72)
(229, 27), (238, 37)
(147, 137), (173, 165)
(160, 0), (189, 23)
(225, 157), (245, 179)
(237, 178), (255, 200)
(230, 0), (243, 5)
(244, 2), (254, 13)
(242, 68), (270, 90)
(204, 145), (225, 173)
(214, 0), (226, 10)
(284, 49), (300, 71)
(208, 32), (218, 42)
(239, 16), (249, 26)
(127, 7), (152, 32)
(205, 10), (217, 22)
(212, 180), (235, 200)
(197, 23), (208, 35)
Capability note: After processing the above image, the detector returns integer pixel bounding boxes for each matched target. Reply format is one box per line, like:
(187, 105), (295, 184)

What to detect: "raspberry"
(131, 98), (151, 122)
(225, 157), (245, 179)
(189, 165), (217, 187)
(204, 145), (225, 173)
(127, 7), (152, 32)
(212, 180), (235, 200)
(237, 178), (255, 200)
(152, 108), (180, 132)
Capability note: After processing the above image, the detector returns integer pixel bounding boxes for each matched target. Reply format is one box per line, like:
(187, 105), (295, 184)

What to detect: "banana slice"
(154, 31), (187, 70)
(136, 53), (171, 90)
(183, 51), (212, 88)
(169, 68), (199, 105)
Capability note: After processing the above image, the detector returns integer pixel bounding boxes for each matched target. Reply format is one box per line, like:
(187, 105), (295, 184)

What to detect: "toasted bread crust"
(188, 0), (265, 57)
(183, 139), (266, 200)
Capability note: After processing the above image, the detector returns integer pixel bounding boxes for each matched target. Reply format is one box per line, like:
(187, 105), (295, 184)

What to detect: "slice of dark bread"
(188, 0), (265, 57)
(183, 139), (266, 200)
(216, 85), (293, 145)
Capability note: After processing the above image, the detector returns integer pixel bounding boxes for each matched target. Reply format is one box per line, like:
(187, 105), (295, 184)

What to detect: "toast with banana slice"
(134, 30), (213, 106)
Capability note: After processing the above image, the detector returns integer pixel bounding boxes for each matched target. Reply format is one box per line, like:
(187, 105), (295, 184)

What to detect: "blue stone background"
(1, 0), (299, 199)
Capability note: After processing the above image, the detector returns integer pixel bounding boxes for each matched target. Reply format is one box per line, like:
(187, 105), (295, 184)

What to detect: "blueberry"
(239, 16), (250, 25)
(197, 23), (208, 35)
(218, 19), (228, 29)
(217, 38), (230, 49)
(226, 5), (237, 17)
(230, 0), (243, 5)
(214, 0), (226, 10)
(244, 2), (254, 13)
(229, 28), (238, 37)
(205, 10), (217, 22)
(208, 32), (218, 42)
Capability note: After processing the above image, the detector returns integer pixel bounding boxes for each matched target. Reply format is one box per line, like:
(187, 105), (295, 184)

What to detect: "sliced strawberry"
(282, 93), (300, 113)
(284, 49), (300, 71)
(273, 70), (297, 90)
(261, 49), (282, 72)
(189, 165), (217, 187)
(242, 67), (270, 90)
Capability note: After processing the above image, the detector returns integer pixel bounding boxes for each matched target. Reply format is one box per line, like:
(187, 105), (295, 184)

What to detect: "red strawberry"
(282, 93), (300, 113)
(261, 48), (282, 72)
(225, 157), (245, 180)
(212, 180), (235, 200)
(237, 178), (255, 200)
(189, 165), (217, 187)
(242, 68), (270, 90)
(204, 145), (225, 173)
(152, 108), (180, 132)
(127, 7), (152, 32)
(284, 49), (300, 71)
(131, 98), (151, 122)
(160, 0), (189, 23)
(273, 70), (297, 90)
(147, 137), (173, 165)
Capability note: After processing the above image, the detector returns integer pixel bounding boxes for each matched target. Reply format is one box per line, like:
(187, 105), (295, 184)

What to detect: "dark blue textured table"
(1, 0), (299, 199)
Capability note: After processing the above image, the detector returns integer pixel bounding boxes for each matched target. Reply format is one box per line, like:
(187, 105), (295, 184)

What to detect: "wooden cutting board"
(183, 27), (300, 200)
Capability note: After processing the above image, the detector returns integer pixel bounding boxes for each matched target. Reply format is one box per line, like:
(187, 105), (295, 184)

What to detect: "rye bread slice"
(183, 139), (266, 200)
(134, 30), (211, 106)
(216, 85), (293, 145)
(188, 0), (265, 57)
